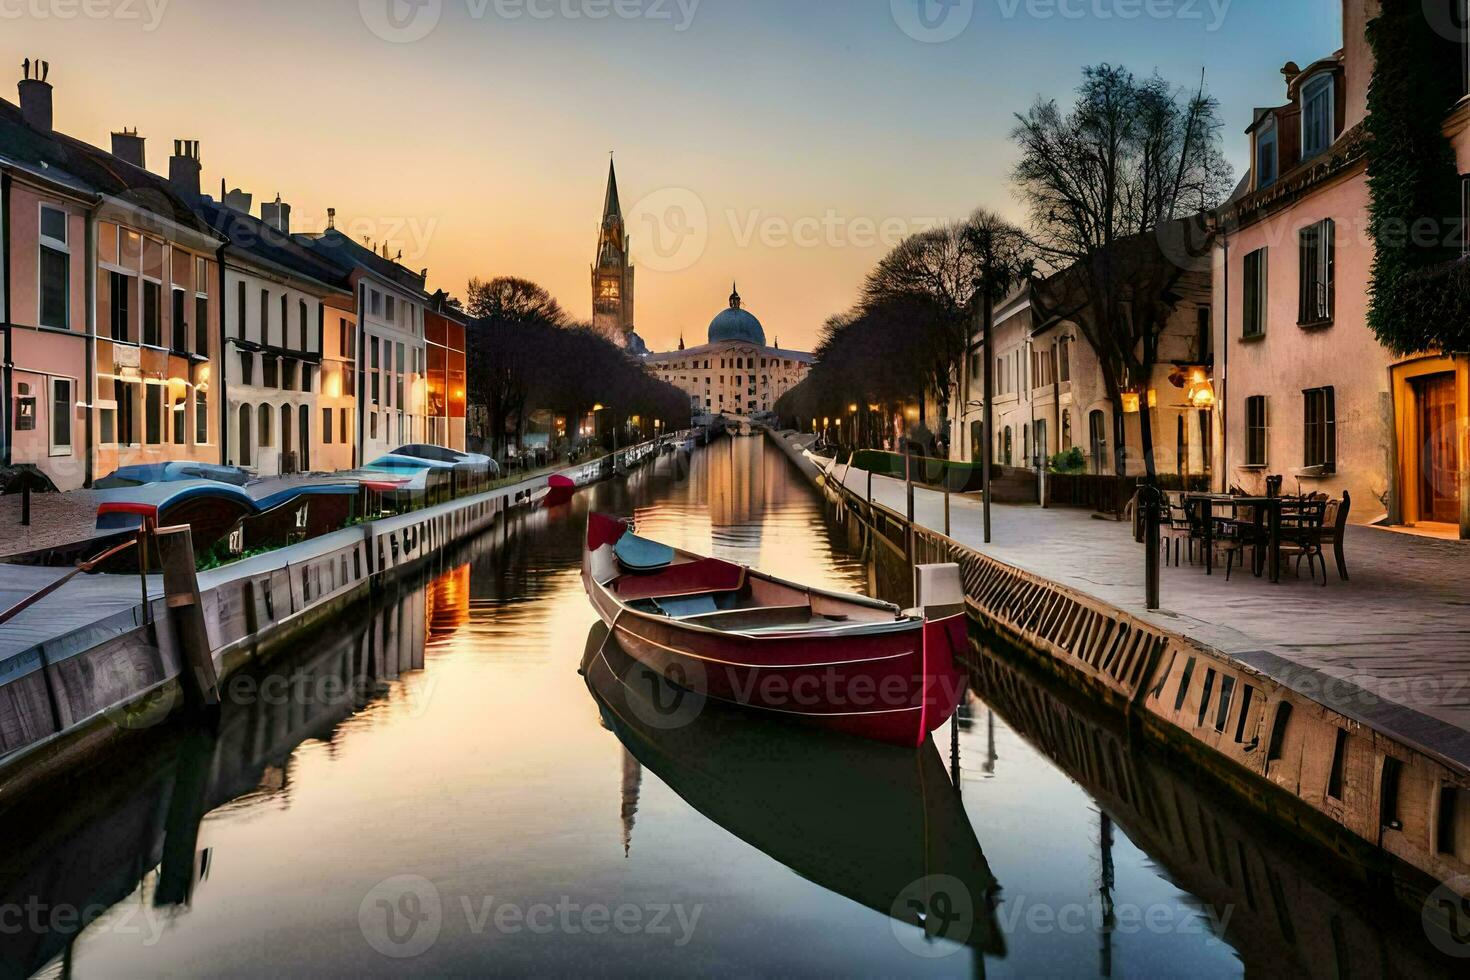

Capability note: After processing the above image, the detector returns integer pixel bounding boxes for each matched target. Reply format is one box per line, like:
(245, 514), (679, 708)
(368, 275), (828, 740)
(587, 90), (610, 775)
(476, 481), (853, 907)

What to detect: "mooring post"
(905, 447), (916, 565)
(1143, 484), (1161, 611)
(154, 525), (221, 711)
(944, 478), (952, 538)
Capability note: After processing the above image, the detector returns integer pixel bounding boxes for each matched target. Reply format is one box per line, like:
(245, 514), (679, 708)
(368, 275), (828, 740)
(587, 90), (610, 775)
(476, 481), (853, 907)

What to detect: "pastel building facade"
(2, 70), (225, 490)
(1213, 0), (1469, 534)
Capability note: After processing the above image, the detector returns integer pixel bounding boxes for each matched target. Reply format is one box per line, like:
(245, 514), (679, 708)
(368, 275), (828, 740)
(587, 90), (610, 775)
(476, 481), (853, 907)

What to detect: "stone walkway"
(817, 453), (1470, 770)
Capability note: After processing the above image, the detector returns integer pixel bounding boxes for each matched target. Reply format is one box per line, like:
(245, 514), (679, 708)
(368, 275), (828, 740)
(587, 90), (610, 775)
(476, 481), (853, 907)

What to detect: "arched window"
(258, 403), (274, 448)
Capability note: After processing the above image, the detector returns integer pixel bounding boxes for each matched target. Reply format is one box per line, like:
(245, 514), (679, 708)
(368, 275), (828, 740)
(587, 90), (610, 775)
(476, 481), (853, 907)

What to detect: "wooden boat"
(583, 622), (1003, 956)
(539, 474), (577, 509)
(582, 513), (968, 747)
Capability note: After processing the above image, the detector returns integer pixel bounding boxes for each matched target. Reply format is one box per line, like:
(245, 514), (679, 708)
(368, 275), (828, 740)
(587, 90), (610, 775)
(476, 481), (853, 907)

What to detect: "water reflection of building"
(1, 561), (460, 979)
(707, 436), (766, 528)
(963, 648), (1462, 976)
(620, 748), (641, 859)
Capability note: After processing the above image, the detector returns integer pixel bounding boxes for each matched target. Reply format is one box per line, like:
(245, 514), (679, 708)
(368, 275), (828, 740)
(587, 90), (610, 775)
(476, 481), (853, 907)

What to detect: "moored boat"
(581, 513), (968, 746)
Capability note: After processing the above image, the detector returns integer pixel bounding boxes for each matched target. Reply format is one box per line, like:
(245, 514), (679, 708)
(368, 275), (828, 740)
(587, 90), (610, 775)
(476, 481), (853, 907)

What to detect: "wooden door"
(1416, 373), (1460, 524)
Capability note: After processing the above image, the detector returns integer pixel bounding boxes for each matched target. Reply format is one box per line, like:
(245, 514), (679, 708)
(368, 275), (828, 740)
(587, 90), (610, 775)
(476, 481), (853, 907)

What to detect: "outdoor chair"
(1318, 492), (1352, 582)
(1160, 494), (1195, 567)
(1276, 497), (1330, 585)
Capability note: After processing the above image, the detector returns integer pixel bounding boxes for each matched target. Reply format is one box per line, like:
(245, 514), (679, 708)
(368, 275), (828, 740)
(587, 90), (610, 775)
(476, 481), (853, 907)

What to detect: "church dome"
(708, 284), (766, 346)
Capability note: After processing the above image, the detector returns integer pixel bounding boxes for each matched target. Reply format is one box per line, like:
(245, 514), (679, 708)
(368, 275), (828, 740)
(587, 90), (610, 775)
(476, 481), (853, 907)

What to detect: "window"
(1300, 74), (1334, 160)
(237, 281), (247, 339)
(323, 407), (334, 445)
(263, 356), (279, 389)
(259, 404), (274, 448)
(299, 300), (309, 351)
(50, 378), (72, 455)
(1255, 117), (1278, 189)
(1303, 386), (1336, 473)
(261, 289), (271, 346)
(39, 206), (69, 329)
(283, 360), (298, 392)
(280, 295), (288, 346)
(172, 288), (188, 352)
(172, 391), (186, 445)
(196, 390), (209, 445)
(1299, 219), (1335, 325)
(1246, 395), (1269, 467)
(240, 351), (255, 386)
(145, 384), (163, 444)
(196, 296), (209, 356)
(109, 272), (132, 341)
(1058, 339), (1070, 382)
(370, 289), (383, 317)
(302, 365), (313, 394)
(143, 282), (161, 346)
(1242, 248), (1267, 337)
(385, 295), (396, 323)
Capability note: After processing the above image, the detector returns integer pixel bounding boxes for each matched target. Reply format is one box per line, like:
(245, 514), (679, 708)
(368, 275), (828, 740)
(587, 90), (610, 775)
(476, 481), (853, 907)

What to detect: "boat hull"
(582, 519), (966, 747)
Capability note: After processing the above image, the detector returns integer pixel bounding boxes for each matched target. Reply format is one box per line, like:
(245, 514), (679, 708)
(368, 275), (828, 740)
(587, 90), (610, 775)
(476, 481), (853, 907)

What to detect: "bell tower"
(591, 156), (635, 346)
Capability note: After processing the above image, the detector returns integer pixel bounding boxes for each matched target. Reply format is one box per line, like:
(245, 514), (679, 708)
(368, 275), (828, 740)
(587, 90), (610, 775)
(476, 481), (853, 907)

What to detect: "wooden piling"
(154, 526), (221, 710)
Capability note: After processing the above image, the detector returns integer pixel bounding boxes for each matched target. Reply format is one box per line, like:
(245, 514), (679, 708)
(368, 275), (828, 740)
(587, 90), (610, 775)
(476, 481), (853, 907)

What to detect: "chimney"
(260, 193), (291, 234)
(222, 183), (253, 214)
(111, 128), (145, 168)
(326, 207), (336, 230)
(168, 139), (202, 199)
(18, 59), (53, 134)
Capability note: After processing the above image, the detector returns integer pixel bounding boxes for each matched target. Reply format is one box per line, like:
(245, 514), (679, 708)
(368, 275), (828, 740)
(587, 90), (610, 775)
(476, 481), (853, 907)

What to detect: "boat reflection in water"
(582, 622), (1005, 959)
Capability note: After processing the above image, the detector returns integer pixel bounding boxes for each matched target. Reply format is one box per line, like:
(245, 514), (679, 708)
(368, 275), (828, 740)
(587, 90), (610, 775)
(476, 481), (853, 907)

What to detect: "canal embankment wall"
(0, 438), (677, 805)
(763, 426), (1470, 908)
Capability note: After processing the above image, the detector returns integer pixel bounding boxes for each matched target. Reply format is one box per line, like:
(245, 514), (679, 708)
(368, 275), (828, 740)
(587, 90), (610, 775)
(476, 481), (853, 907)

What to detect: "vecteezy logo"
(360, 875), (443, 959)
(1423, 875), (1470, 959)
(891, 0), (974, 43)
(622, 655), (708, 731)
(891, 874), (973, 958)
(360, 0), (443, 44)
(627, 188), (708, 274)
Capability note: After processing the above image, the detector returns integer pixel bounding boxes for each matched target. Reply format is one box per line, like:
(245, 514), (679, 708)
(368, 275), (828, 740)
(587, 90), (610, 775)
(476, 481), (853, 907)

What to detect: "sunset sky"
(5, 0), (1341, 352)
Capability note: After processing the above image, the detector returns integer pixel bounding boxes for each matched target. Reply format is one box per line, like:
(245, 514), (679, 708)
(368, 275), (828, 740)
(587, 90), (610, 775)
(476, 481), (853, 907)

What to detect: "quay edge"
(0, 437), (683, 810)
(763, 426), (1470, 914)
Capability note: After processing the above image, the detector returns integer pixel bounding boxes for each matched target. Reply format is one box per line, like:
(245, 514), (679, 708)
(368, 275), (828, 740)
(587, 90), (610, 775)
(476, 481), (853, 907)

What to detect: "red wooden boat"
(540, 474), (578, 509)
(581, 513), (968, 747)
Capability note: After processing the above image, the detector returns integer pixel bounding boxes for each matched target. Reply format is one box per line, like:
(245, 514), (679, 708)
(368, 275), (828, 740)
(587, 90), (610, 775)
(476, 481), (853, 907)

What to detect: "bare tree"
(1012, 64), (1232, 478)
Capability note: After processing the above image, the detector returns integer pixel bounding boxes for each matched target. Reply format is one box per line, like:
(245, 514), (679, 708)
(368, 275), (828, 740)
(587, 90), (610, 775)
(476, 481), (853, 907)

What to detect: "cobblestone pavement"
(818, 454), (1470, 768)
(0, 490), (107, 559)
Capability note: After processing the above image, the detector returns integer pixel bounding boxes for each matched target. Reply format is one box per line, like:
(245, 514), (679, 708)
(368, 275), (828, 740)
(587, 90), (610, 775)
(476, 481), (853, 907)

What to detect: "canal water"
(9, 438), (1454, 977)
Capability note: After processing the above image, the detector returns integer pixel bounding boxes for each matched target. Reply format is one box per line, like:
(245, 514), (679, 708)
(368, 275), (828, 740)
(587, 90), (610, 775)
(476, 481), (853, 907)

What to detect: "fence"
(1045, 473), (1210, 515)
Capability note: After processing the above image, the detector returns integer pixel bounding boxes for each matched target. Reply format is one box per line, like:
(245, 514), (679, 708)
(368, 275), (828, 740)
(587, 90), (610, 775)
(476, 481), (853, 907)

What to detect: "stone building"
(647, 286), (812, 418)
(590, 158), (645, 354)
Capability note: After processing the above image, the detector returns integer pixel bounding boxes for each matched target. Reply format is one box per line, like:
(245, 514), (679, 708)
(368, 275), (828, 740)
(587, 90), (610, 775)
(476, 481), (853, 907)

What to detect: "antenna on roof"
(395, 249), (402, 262)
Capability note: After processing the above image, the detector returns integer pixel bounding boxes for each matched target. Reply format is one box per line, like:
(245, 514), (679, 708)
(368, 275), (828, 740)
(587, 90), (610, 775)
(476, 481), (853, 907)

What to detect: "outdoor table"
(1183, 493), (1284, 583)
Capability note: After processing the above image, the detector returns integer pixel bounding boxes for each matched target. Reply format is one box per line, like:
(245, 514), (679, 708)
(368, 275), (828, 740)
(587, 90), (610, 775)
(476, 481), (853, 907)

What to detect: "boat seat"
(615, 533), (676, 572)
(654, 594), (722, 618)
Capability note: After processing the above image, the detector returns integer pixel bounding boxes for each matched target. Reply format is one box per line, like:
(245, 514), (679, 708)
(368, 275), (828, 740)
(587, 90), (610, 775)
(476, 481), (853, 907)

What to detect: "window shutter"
(1325, 386), (1336, 474)
(1323, 220), (1336, 321)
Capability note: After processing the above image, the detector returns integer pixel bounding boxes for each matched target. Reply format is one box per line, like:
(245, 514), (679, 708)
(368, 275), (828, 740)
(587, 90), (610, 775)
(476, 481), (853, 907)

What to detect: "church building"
(647, 286), (813, 418)
(590, 158), (646, 354)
